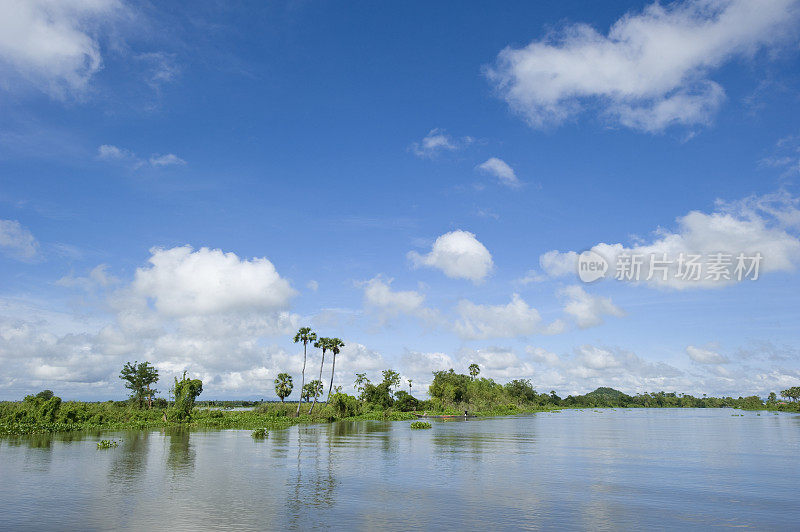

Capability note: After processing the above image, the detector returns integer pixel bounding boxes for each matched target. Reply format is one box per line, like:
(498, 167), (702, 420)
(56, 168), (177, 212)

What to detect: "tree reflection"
(165, 428), (195, 475)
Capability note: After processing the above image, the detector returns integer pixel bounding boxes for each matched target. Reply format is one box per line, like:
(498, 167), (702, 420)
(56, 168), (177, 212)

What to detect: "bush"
(394, 391), (419, 412)
(251, 428), (268, 439)
(329, 393), (361, 417)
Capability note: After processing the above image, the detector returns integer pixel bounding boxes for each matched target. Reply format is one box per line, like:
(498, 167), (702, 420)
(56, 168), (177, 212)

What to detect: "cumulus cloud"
(686, 344), (728, 364)
(560, 285), (625, 328)
(459, 346), (535, 379)
(477, 157), (521, 187)
(410, 128), (473, 158)
(0, 0), (126, 98)
(0, 244), (304, 398)
(360, 275), (438, 325)
(486, 0), (800, 132)
(454, 293), (565, 340)
(131, 245), (296, 317)
(0, 219), (39, 261)
(538, 192), (800, 289)
(408, 230), (494, 283)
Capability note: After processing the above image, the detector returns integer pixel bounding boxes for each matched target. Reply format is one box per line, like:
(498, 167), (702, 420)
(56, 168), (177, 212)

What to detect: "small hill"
(584, 387), (629, 400)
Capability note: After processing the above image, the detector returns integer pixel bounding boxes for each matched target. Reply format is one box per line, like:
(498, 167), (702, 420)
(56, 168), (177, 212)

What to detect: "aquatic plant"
(97, 439), (118, 449)
(410, 421), (431, 429)
(251, 428), (268, 439)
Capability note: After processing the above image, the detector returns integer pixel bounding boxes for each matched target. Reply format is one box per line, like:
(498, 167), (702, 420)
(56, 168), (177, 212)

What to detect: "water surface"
(1, 408), (798, 530)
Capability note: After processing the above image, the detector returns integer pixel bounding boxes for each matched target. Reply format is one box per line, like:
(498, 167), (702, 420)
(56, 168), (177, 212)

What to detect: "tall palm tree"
(326, 338), (345, 403)
(293, 327), (317, 416)
(309, 337), (330, 414)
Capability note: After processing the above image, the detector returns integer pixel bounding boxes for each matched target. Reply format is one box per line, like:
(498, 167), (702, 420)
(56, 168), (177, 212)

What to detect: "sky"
(1, 0), (800, 401)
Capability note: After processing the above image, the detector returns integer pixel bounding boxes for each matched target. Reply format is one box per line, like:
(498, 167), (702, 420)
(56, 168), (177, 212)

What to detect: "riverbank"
(2, 398), (797, 436)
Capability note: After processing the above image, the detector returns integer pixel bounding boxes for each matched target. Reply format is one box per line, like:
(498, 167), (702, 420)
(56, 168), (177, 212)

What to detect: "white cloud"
(57, 264), (119, 290)
(401, 350), (454, 375)
(97, 145), (186, 168)
(560, 285), (625, 328)
(459, 346), (535, 379)
(0, 0), (126, 98)
(477, 157), (521, 187)
(360, 275), (438, 325)
(686, 344), (728, 364)
(538, 192), (800, 289)
(486, 0), (800, 132)
(539, 250), (579, 277)
(131, 245), (296, 317)
(408, 230), (494, 283)
(306, 280), (319, 291)
(0, 219), (39, 261)
(454, 293), (565, 340)
(410, 128), (473, 158)
(149, 153), (186, 167)
(97, 144), (133, 161)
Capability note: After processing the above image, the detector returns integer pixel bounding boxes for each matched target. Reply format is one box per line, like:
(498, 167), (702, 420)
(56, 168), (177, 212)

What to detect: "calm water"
(1, 408), (798, 531)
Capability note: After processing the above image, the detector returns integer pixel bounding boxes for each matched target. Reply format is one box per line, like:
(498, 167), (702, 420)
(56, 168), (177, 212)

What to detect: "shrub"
(394, 391), (419, 412)
(329, 393), (360, 417)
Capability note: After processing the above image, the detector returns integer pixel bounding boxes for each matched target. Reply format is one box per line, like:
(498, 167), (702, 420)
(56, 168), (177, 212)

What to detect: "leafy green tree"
(119, 361), (159, 408)
(326, 338), (345, 403)
(381, 369), (401, 392)
(23, 391), (62, 423)
(293, 327), (317, 416)
(781, 386), (800, 402)
(767, 392), (777, 404)
(274, 373), (293, 402)
(355, 373), (369, 397)
(310, 337), (331, 414)
(171, 371), (203, 421)
(302, 380), (323, 404)
(469, 363), (480, 380)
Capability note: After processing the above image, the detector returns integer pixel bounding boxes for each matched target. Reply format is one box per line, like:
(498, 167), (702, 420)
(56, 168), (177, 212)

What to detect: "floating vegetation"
(251, 428), (268, 439)
(410, 421), (431, 429)
(96, 440), (118, 449)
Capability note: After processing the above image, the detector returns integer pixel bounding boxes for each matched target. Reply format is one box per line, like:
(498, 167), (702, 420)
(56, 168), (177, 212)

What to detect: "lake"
(1, 408), (798, 530)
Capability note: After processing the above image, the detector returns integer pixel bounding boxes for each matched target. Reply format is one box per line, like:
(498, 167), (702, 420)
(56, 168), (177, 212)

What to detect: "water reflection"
(0, 410), (799, 530)
(164, 427), (194, 474)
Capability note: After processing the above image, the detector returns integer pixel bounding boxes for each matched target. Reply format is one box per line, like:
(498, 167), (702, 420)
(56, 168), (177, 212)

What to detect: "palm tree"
(469, 363), (480, 380)
(326, 338), (345, 403)
(408, 379), (413, 394)
(293, 327), (317, 416)
(309, 337), (330, 414)
(274, 373), (293, 402)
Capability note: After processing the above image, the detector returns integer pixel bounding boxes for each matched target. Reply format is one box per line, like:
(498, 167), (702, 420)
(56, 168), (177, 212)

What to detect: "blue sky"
(2, 0), (800, 400)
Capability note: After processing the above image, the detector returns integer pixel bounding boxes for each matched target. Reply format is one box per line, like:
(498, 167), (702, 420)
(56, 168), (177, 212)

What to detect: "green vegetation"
(96, 439), (118, 449)
(171, 372), (203, 421)
(251, 428), (268, 439)
(274, 373), (293, 403)
(410, 421), (431, 429)
(119, 361), (159, 408)
(293, 327), (316, 417)
(1, 325), (797, 437)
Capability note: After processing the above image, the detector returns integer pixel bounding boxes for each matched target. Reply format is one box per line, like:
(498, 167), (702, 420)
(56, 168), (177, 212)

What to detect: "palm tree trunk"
(327, 353), (336, 403)
(309, 350), (324, 414)
(296, 342), (307, 417)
